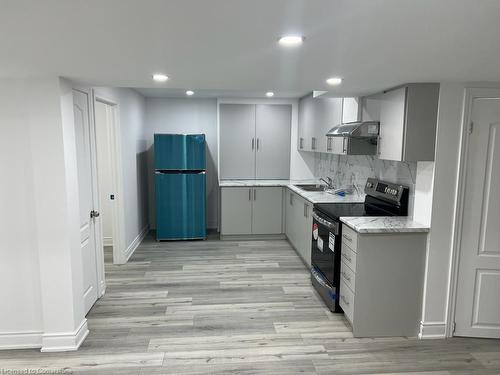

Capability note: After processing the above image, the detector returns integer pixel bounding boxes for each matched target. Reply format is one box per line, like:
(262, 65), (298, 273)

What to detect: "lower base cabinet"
(285, 188), (313, 267)
(339, 225), (427, 337)
(220, 186), (284, 236)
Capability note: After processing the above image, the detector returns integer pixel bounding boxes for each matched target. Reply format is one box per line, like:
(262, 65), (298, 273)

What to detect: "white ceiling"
(1, 0), (500, 97)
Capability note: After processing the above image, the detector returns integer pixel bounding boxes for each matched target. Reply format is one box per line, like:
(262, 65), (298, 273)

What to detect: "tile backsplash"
(314, 153), (417, 216)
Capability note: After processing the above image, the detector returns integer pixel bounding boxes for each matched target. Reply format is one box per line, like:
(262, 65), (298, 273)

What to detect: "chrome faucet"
(319, 177), (335, 190)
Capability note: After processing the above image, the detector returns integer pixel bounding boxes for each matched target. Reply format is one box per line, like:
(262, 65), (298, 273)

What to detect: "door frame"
(73, 86), (106, 298)
(92, 91), (127, 265)
(447, 87), (500, 337)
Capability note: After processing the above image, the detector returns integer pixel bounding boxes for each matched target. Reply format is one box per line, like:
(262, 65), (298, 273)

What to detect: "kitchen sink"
(294, 184), (327, 192)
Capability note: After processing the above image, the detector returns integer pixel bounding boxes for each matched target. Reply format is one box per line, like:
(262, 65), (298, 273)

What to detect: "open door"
(73, 88), (103, 314)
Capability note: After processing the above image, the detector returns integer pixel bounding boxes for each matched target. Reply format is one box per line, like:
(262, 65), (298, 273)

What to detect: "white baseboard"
(0, 331), (42, 350)
(124, 224), (149, 262)
(418, 321), (447, 339)
(103, 236), (113, 247)
(41, 319), (89, 352)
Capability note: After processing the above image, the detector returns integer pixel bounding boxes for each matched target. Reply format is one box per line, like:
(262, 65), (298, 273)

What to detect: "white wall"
(94, 101), (114, 246)
(0, 78), (43, 346)
(420, 83), (465, 338)
(0, 77), (87, 351)
(93, 87), (149, 257)
(145, 98), (219, 229)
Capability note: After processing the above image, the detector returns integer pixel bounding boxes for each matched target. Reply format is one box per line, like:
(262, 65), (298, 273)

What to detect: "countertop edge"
(340, 217), (430, 234)
(219, 179), (365, 204)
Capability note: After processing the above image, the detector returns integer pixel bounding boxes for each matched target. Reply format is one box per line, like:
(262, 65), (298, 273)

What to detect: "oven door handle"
(311, 268), (332, 290)
(312, 211), (339, 234)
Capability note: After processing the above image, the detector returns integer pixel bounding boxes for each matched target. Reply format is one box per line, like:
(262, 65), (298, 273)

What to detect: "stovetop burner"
(314, 178), (410, 219)
(314, 202), (368, 220)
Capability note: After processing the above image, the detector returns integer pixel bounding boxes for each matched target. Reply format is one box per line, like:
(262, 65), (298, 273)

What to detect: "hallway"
(1, 235), (500, 374)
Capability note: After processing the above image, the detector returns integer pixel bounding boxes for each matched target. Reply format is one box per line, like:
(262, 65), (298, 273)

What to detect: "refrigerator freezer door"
(154, 134), (206, 171)
(155, 172), (206, 240)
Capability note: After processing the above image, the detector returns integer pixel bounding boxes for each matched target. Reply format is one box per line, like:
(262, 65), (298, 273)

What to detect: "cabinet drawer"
(341, 243), (357, 271)
(341, 224), (358, 252)
(339, 279), (354, 324)
(341, 259), (356, 292)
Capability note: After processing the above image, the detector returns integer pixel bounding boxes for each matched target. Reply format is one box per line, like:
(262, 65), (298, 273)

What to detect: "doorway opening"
(93, 94), (126, 266)
(94, 100), (115, 264)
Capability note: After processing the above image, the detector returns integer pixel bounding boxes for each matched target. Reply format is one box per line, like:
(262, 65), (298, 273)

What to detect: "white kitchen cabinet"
(298, 94), (315, 151)
(219, 104), (256, 179)
(252, 187), (284, 234)
(220, 186), (283, 237)
(255, 105), (292, 179)
(378, 83), (440, 161)
(220, 187), (253, 235)
(285, 189), (313, 267)
(298, 94), (346, 153)
(338, 225), (427, 337)
(317, 98), (342, 153)
(219, 104), (291, 179)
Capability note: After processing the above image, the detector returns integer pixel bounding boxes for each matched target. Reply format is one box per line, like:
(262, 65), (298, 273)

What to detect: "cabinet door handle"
(342, 271), (351, 282)
(377, 137), (381, 155)
(299, 137), (304, 149)
(256, 138), (260, 150)
(327, 137), (332, 152)
(311, 137), (316, 150)
(342, 253), (352, 263)
(249, 189), (252, 201)
(341, 295), (350, 305)
(343, 234), (352, 242)
(254, 189), (256, 200)
(252, 138), (255, 150)
(289, 193), (293, 205)
(342, 137), (348, 154)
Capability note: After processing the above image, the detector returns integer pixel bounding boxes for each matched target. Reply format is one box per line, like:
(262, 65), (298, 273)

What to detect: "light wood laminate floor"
(2, 233), (500, 374)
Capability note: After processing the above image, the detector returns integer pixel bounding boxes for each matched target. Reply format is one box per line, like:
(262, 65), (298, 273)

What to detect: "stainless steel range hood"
(326, 121), (380, 155)
(326, 121), (380, 138)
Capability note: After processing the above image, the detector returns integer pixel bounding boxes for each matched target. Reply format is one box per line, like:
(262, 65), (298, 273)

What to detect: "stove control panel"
(365, 178), (408, 203)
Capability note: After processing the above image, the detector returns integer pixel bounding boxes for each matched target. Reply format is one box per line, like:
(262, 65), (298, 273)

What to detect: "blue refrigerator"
(154, 134), (206, 240)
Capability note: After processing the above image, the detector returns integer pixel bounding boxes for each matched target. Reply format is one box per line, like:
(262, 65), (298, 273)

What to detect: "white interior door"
(73, 89), (100, 314)
(455, 96), (500, 338)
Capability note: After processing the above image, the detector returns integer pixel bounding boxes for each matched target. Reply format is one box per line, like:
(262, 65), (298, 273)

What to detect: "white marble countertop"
(219, 179), (366, 204)
(340, 216), (430, 234)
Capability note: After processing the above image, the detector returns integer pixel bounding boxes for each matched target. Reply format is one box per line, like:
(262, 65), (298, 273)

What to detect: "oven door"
(311, 209), (339, 286)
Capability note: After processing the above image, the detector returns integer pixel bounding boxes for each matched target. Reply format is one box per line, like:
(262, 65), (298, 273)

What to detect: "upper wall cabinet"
(378, 83), (440, 162)
(219, 104), (291, 180)
(298, 94), (342, 153)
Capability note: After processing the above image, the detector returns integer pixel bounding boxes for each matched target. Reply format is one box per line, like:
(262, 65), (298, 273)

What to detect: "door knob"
(90, 210), (100, 219)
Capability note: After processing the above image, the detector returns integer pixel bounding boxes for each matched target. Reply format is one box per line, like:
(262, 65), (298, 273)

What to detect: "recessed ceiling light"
(266, 91), (275, 97)
(278, 35), (304, 46)
(186, 90), (194, 96)
(152, 73), (169, 82)
(326, 77), (343, 86)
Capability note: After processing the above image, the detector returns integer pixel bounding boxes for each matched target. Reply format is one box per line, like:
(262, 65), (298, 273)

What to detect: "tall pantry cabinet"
(219, 104), (292, 179)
